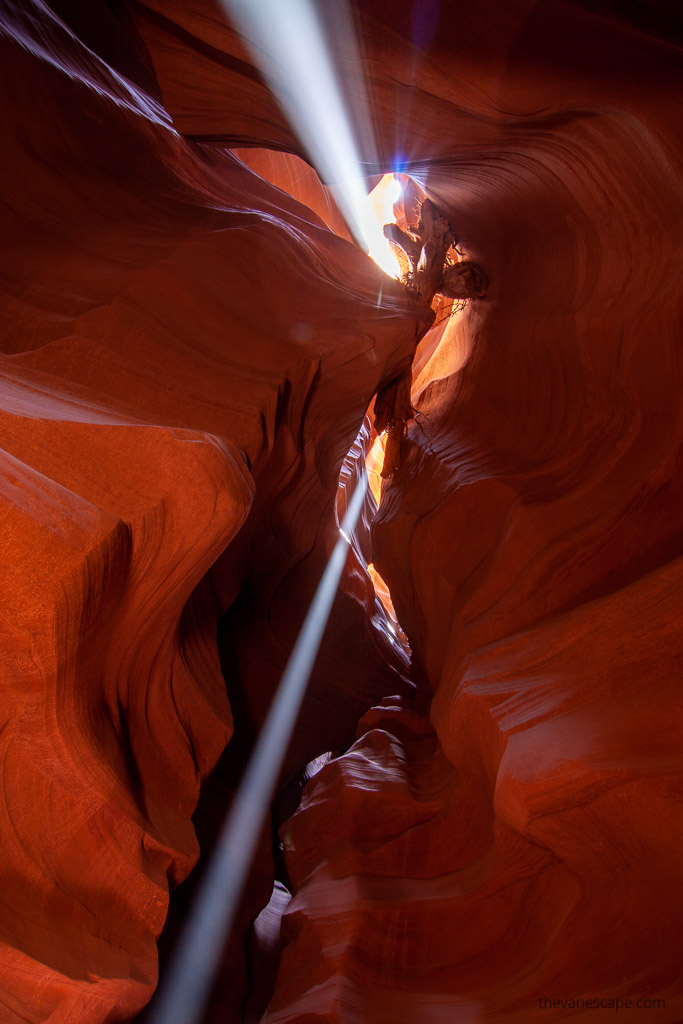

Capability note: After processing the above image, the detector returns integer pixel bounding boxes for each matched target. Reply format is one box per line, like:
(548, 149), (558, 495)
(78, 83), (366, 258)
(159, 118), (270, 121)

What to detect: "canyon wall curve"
(1, 1), (682, 1022)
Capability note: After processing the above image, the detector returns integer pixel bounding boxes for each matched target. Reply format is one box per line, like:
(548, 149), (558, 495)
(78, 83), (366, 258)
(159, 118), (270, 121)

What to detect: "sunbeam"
(220, 0), (400, 275)
(145, 475), (369, 1024)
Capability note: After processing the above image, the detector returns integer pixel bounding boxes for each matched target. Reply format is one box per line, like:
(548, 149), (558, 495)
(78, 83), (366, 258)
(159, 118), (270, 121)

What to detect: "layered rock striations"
(0, 3), (422, 1020)
(261, 3), (683, 1022)
(1, 0), (682, 1022)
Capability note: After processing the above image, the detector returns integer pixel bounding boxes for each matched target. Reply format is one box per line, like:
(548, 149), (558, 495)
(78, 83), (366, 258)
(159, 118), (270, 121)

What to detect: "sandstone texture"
(1, 1), (681, 1022)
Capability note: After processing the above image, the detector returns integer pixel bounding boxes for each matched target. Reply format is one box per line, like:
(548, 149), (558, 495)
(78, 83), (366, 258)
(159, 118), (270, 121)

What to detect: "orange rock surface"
(1, 0), (682, 1022)
(0, 3), (421, 1019)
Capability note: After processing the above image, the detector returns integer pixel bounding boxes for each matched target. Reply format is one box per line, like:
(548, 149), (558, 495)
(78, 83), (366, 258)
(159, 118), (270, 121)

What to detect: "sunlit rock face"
(257, 4), (683, 1024)
(1, 1), (682, 1023)
(0, 3), (422, 1020)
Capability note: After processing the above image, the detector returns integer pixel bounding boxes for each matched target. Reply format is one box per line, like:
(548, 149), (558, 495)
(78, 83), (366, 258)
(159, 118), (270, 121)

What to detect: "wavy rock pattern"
(1, 0), (682, 1022)
(0, 3), (422, 1020)
(256, 3), (683, 1023)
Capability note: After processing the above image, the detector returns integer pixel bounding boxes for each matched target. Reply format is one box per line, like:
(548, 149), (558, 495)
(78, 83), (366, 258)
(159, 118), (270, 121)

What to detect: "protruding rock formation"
(1, 0), (682, 1022)
(0, 3), (423, 1018)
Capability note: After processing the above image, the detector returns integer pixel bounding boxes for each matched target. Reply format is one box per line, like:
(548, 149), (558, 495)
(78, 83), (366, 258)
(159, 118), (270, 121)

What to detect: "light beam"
(221, 0), (400, 276)
(145, 473), (369, 1024)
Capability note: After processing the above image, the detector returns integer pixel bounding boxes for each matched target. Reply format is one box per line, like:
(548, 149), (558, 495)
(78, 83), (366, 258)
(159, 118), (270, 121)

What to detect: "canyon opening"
(0, 2), (682, 1024)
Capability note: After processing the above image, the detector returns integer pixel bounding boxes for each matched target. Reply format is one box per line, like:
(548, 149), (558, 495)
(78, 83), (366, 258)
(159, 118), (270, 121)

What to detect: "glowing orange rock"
(0, 4), (422, 1020)
(2, 1), (682, 1022)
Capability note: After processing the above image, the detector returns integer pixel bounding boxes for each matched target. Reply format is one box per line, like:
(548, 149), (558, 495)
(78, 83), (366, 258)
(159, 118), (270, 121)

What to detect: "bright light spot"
(305, 753), (331, 778)
(365, 430), (388, 505)
(360, 174), (403, 278)
(367, 562), (399, 624)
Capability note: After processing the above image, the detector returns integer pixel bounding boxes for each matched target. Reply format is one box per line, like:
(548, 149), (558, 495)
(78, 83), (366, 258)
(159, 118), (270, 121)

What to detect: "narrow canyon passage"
(1, 2), (682, 1024)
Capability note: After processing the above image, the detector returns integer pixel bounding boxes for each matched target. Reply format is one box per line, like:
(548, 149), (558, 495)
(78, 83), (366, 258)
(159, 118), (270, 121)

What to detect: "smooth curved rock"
(258, 2), (683, 1022)
(1, 0), (682, 1021)
(0, 3), (423, 1019)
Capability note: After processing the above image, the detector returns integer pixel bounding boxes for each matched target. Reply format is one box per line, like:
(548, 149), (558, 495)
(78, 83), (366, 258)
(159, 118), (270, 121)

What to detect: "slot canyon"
(1, 0), (682, 1021)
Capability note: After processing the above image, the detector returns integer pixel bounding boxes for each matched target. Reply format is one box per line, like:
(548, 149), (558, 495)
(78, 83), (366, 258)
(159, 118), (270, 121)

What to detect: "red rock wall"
(259, 3), (683, 1023)
(0, 3), (423, 1020)
(1, 0), (682, 1022)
